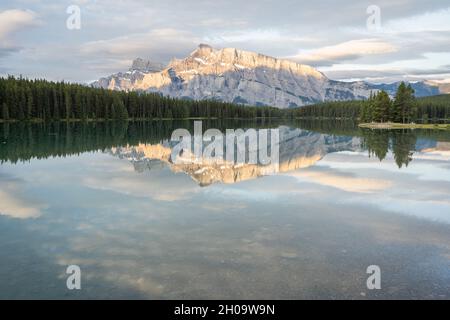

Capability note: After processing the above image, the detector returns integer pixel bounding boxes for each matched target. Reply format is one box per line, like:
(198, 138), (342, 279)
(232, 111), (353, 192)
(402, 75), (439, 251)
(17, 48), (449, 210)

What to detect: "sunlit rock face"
(93, 44), (383, 108)
(93, 58), (165, 92)
(110, 127), (362, 186)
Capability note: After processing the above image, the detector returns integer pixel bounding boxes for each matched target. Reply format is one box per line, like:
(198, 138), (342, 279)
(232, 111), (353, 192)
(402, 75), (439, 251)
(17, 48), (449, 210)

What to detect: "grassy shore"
(359, 122), (450, 130)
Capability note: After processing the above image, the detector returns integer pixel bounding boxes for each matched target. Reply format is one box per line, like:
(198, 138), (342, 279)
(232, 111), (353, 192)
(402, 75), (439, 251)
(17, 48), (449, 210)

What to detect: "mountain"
(425, 80), (450, 94)
(93, 58), (164, 90)
(92, 44), (442, 108)
(130, 58), (164, 73)
(371, 81), (441, 97)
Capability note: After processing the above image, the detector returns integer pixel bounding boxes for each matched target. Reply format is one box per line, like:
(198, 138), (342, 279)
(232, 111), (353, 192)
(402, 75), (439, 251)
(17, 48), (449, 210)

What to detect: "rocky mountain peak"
(130, 58), (164, 73)
(92, 45), (441, 108)
(184, 44), (326, 80)
(190, 43), (214, 58)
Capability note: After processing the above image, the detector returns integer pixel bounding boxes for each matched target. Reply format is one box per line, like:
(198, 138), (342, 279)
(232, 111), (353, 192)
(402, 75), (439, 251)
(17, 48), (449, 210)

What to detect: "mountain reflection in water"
(110, 127), (361, 186)
(1, 120), (448, 185)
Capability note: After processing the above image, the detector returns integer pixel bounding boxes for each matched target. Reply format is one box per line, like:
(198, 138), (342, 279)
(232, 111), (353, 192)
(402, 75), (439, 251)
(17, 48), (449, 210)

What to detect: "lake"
(0, 120), (449, 299)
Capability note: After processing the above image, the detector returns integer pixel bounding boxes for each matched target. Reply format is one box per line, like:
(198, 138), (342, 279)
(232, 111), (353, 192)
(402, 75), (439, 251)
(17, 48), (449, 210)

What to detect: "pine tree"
(64, 88), (72, 120)
(16, 89), (25, 120)
(52, 89), (60, 120)
(94, 94), (102, 119)
(405, 84), (417, 123)
(392, 82), (418, 123)
(373, 91), (391, 122)
(128, 92), (139, 119)
(111, 96), (128, 120)
(361, 92), (374, 122)
(180, 101), (187, 118)
(164, 107), (173, 119)
(1, 103), (9, 120)
(392, 82), (406, 123)
(73, 88), (82, 119)
(26, 87), (33, 120)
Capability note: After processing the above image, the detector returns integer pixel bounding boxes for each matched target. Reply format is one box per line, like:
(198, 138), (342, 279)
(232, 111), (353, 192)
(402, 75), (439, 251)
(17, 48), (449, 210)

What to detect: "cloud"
(288, 168), (393, 193)
(80, 28), (200, 63)
(290, 39), (398, 66)
(0, 9), (39, 56)
(0, 9), (38, 40)
(205, 29), (314, 44)
(81, 157), (199, 202)
(0, 178), (47, 219)
(383, 8), (450, 33)
(195, 18), (248, 28)
(324, 65), (450, 82)
(431, 78), (450, 84)
(1, 1), (450, 83)
(0, 47), (19, 58)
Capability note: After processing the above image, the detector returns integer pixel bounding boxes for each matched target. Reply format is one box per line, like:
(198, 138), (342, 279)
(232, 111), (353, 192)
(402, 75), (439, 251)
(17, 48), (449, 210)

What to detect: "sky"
(0, 0), (450, 84)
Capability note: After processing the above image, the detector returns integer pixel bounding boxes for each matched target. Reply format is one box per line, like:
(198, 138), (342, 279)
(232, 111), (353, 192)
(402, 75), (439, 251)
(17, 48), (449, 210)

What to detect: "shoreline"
(0, 117), (285, 124)
(359, 122), (450, 130)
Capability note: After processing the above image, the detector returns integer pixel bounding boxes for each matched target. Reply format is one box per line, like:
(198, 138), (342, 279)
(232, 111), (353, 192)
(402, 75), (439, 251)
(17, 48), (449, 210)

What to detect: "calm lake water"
(0, 120), (449, 299)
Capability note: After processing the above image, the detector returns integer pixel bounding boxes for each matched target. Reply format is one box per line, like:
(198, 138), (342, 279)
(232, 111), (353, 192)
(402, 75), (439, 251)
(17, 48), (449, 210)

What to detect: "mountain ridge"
(92, 44), (443, 108)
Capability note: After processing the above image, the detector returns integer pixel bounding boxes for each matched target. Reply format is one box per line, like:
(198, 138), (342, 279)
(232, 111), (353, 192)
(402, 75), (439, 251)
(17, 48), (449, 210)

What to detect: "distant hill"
(371, 82), (441, 98)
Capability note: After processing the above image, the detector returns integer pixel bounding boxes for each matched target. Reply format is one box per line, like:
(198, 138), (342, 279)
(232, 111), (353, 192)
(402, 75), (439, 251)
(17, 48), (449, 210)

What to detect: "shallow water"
(0, 120), (449, 299)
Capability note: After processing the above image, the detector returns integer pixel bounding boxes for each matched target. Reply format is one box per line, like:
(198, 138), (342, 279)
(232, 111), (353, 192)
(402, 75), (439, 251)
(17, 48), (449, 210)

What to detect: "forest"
(0, 76), (283, 121)
(1, 77), (449, 123)
(288, 84), (450, 123)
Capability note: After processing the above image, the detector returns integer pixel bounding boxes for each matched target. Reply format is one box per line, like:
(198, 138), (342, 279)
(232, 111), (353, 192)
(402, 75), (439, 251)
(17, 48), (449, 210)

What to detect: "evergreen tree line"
(0, 76), (284, 121)
(286, 101), (362, 119)
(288, 82), (450, 123)
(1, 76), (448, 123)
(360, 82), (416, 123)
(414, 94), (450, 123)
